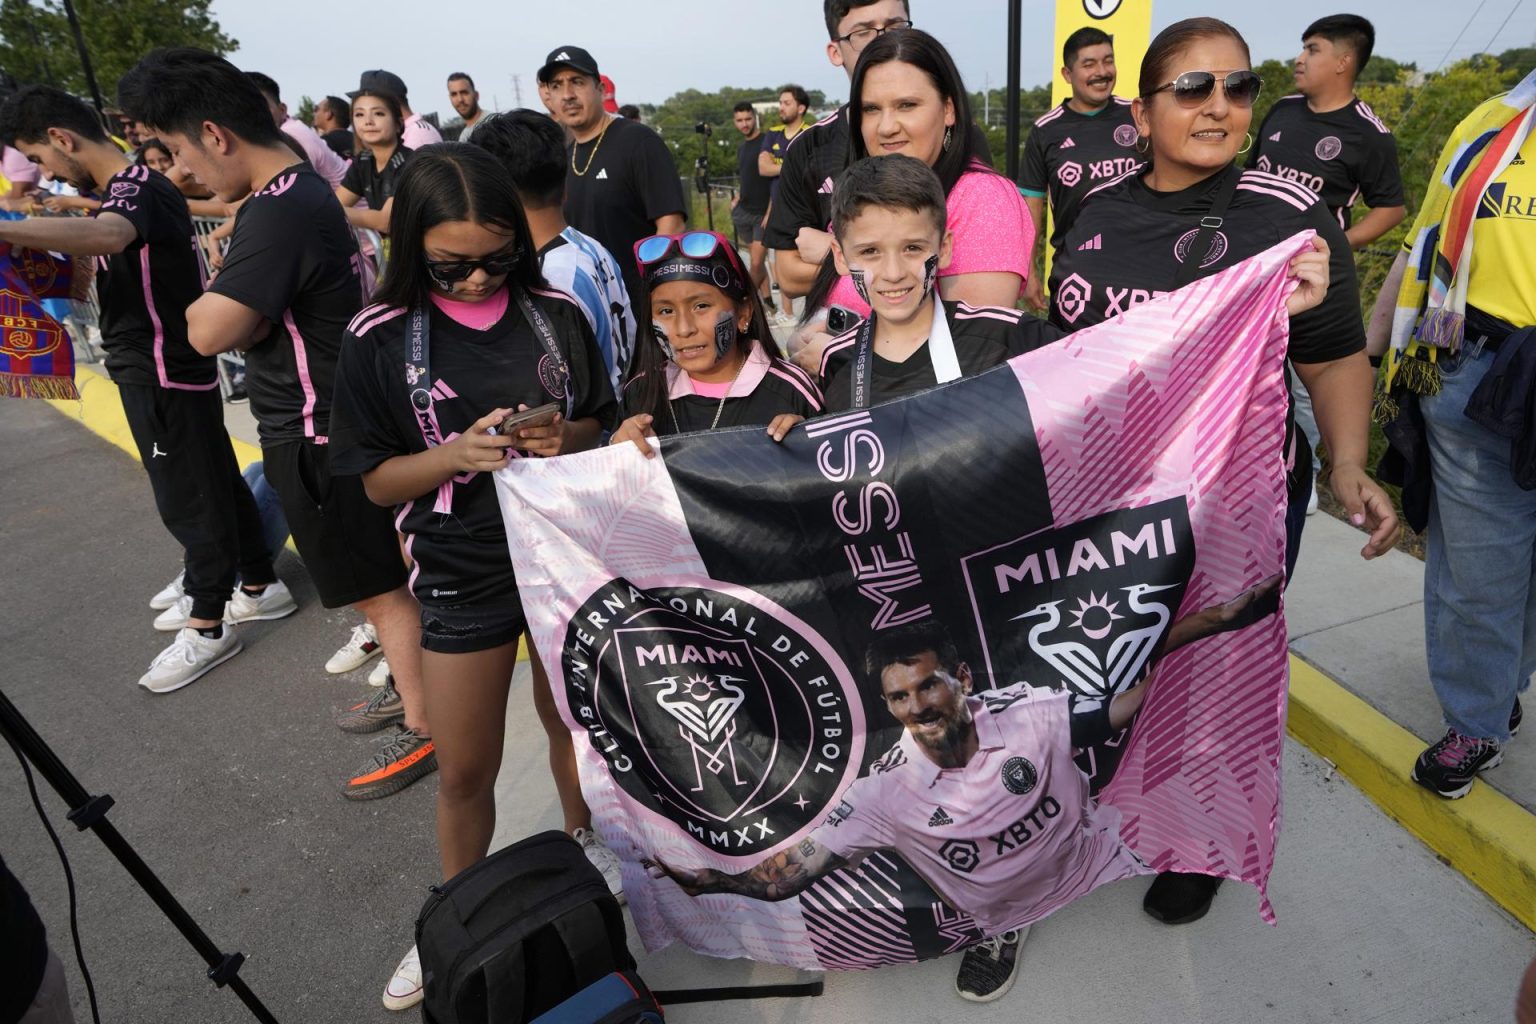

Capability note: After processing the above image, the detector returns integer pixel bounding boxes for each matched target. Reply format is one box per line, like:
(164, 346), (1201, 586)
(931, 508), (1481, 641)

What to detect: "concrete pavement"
(3, 365), (1533, 1021)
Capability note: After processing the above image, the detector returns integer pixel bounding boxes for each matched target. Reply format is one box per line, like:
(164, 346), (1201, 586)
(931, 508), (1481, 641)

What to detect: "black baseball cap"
(348, 69), (409, 101)
(538, 46), (600, 83)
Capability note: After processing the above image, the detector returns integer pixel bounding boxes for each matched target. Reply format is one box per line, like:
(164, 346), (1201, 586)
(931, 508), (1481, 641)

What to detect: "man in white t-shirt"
(245, 71), (347, 189)
(349, 69), (442, 150)
(647, 577), (1279, 1003)
(466, 108), (636, 390)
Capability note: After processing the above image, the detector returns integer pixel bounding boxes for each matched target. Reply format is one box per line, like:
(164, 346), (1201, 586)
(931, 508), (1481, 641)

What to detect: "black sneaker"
(1143, 871), (1222, 924)
(1512, 697), (1523, 737)
(341, 727), (437, 800)
(1412, 729), (1502, 799)
(954, 927), (1027, 1003)
(335, 684), (404, 734)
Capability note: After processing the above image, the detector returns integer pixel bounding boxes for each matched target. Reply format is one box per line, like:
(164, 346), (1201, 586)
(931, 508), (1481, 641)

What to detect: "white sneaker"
(382, 944), (423, 1011)
(574, 827), (625, 904)
(326, 623), (382, 674)
(1306, 480), (1319, 516)
(138, 626), (243, 693)
(224, 580), (298, 624)
(771, 311), (798, 329)
(153, 594), (194, 632)
(149, 572), (185, 611)
(368, 657), (391, 687)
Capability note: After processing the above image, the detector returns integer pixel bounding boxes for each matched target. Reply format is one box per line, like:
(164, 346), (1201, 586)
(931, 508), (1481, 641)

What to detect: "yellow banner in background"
(1050, 0), (1153, 107)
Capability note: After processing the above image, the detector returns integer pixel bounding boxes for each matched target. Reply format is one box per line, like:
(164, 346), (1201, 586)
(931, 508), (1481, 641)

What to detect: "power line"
(1432, 0), (1489, 71)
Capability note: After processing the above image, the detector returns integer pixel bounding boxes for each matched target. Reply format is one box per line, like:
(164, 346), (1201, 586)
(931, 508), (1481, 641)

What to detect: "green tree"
(0, 0), (236, 102)
(295, 95), (316, 127)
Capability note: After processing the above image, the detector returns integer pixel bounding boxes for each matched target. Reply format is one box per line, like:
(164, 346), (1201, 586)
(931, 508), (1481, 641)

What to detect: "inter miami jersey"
(339, 145), (413, 212)
(1020, 98), (1144, 253)
(208, 165), (363, 445)
(329, 287), (616, 608)
(94, 164), (214, 389)
(810, 683), (1144, 936)
(1246, 95), (1404, 230)
(819, 300), (1064, 413)
(1048, 165), (1363, 366)
(623, 339), (823, 435)
(763, 106), (849, 252)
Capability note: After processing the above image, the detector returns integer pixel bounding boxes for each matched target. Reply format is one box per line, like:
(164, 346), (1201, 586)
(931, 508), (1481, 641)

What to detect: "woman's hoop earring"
(1238, 132), (1253, 155)
(942, 124), (953, 152)
(1134, 134), (1150, 155)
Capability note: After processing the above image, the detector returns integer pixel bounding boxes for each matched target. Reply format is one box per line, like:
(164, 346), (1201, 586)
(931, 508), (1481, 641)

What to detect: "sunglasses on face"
(1148, 70), (1262, 108)
(424, 249), (522, 288)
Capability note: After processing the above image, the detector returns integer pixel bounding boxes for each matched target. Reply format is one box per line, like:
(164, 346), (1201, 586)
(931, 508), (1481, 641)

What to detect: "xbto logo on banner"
(562, 580), (861, 858)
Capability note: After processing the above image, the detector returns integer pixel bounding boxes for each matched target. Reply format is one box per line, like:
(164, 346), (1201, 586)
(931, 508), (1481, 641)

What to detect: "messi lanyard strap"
(405, 287), (575, 445)
(849, 299), (962, 410)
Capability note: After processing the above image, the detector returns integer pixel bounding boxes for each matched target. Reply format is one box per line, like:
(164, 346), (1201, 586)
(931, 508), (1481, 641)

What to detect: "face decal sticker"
(921, 253), (940, 301)
(849, 268), (871, 305)
(652, 322), (677, 361)
(713, 311), (739, 359)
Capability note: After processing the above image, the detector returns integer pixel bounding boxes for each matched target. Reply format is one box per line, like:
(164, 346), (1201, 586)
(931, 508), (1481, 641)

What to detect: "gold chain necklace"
(668, 353), (746, 433)
(571, 116), (613, 177)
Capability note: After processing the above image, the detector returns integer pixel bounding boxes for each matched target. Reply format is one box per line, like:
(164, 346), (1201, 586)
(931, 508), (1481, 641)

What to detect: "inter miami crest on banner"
(561, 580), (863, 860)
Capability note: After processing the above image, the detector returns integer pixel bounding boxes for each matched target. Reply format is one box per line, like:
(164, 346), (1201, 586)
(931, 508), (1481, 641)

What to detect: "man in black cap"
(538, 45), (685, 302)
(349, 69), (441, 150)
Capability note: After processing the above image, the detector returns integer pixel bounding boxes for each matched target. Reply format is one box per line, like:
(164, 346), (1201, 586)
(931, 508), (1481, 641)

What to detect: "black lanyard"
(848, 314), (879, 410)
(405, 287), (574, 447)
(1173, 168), (1241, 290)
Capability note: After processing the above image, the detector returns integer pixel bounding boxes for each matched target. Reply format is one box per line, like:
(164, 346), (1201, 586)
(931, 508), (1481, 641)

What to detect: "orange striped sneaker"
(342, 727), (436, 801)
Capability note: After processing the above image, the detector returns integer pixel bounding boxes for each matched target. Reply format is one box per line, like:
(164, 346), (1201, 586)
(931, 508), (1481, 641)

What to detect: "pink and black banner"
(497, 235), (1306, 970)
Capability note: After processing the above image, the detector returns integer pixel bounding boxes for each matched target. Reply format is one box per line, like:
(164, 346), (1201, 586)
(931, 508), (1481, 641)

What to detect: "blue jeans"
(242, 461), (291, 565)
(1421, 344), (1536, 743)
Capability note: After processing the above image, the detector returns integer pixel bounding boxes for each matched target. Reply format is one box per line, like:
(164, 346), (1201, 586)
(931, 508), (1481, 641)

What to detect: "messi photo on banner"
(497, 236), (1310, 971)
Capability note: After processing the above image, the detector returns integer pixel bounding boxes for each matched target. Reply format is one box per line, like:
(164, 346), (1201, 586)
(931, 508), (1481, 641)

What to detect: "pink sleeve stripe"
(1034, 106), (1065, 127)
(350, 304), (408, 337)
(818, 332), (860, 377)
(954, 303), (1024, 323)
(1354, 101), (1390, 134)
(528, 285), (580, 309)
(1082, 168), (1138, 201)
(1239, 170), (1319, 206)
(347, 302), (392, 332)
(768, 365), (824, 412)
(1235, 181), (1312, 211)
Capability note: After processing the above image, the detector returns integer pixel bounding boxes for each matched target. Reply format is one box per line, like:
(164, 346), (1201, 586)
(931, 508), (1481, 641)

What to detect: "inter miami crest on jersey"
(561, 580), (862, 859)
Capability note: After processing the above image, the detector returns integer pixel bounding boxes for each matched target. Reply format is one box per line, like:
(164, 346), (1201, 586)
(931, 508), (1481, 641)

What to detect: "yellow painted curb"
(1287, 653), (1536, 931)
(42, 365), (530, 663)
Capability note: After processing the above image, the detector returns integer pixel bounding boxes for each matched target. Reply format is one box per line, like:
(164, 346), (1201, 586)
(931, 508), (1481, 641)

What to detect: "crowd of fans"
(0, 0), (1531, 1016)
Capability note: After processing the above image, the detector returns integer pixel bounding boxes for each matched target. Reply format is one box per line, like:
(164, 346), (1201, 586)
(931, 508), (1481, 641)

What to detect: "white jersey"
(539, 226), (636, 392)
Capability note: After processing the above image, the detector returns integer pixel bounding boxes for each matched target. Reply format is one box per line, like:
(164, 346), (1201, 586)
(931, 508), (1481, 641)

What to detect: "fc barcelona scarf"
(495, 236), (1310, 970)
(0, 239), (79, 400)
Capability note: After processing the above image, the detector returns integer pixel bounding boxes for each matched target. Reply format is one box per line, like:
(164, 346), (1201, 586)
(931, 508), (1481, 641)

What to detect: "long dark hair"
(622, 282), (775, 423)
(803, 29), (992, 319)
(372, 143), (543, 313)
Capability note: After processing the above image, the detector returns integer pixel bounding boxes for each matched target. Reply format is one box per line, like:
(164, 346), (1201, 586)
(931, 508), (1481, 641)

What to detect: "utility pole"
(511, 74), (523, 108)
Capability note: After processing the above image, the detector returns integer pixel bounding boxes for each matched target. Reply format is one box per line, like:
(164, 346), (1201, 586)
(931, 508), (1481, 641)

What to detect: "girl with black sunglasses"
(327, 144), (622, 1004)
(1047, 16), (1397, 929)
(612, 230), (823, 455)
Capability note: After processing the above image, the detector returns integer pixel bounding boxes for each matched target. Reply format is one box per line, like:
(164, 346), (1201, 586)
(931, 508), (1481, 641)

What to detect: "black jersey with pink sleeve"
(206, 164), (363, 445)
(622, 339), (823, 434)
(1047, 165), (1363, 364)
(1019, 98), (1144, 254)
(93, 164), (214, 389)
(328, 287), (616, 607)
(1245, 95), (1404, 230)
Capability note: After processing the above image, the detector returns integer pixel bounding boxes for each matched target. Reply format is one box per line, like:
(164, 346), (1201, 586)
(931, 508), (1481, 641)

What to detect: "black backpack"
(416, 830), (634, 1024)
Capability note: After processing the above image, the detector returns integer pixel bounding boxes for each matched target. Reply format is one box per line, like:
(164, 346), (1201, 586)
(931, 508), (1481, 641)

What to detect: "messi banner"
(496, 236), (1306, 970)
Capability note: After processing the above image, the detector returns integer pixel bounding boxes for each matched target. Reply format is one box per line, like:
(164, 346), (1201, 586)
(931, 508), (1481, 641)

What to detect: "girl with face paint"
(612, 230), (824, 457)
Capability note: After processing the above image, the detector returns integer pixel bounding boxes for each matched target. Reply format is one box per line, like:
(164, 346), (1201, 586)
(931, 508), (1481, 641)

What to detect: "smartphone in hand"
(488, 402), (561, 435)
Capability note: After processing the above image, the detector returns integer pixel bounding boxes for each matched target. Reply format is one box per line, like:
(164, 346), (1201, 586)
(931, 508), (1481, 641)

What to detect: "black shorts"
(262, 440), (407, 607)
(419, 600), (526, 654)
(732, 205), (766, 246)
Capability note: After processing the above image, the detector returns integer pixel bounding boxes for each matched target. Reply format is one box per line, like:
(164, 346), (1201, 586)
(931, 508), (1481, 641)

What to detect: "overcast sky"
(217, 0), (1534, 119)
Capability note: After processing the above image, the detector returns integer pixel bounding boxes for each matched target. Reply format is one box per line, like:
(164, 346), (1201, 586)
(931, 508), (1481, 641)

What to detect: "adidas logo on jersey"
(1269, 131), (1281, 142)
(928, 806), (954, 827)
(1076, 233), (1102, 251)
(818, 176), (835, 194)
(595, 168), (608, 179)
(1514, 154), (1527, 165)
(1060, 137), (1076, 149)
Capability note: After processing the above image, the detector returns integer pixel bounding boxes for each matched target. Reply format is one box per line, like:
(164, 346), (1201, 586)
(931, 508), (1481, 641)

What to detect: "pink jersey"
(282, 118), (348, 189)
(403, 114), (443, 151)
(824, 167), (1034, 317)
(811, 683), (1144, 935)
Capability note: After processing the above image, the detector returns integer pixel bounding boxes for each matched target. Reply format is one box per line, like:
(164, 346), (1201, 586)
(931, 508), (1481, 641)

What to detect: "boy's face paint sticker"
(713, 310), (739, 359)
(652, 323), (677, 361)
(849, 268), (871, 305)
(921, 253), (940, 301)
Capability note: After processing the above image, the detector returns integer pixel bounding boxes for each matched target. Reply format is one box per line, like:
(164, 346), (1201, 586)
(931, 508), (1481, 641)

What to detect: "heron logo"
(957, 498), (1195, 699)
(560, 580), (862, 859)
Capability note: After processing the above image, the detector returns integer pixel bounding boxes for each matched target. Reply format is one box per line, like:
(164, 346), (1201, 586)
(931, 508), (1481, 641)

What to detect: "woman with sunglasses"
(613, 230), (823, 454)
(800, 29), (1031, 330)
(335, 89), (412, 234)
(328, 144), (619, 1010)
(1047, 16), (1398, 927)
